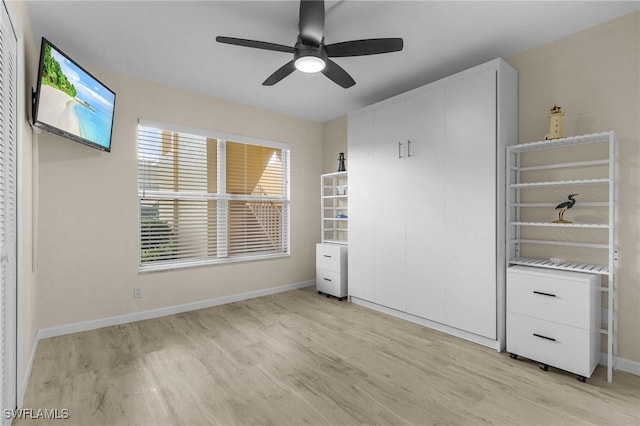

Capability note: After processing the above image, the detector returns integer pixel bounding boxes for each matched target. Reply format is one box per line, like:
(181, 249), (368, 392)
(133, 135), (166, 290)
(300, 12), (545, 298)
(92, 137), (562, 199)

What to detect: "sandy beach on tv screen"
(37, 84), (81, 136)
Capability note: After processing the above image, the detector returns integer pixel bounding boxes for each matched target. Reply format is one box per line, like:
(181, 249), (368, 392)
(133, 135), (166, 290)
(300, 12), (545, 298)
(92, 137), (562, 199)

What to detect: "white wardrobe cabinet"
(443, 69), (499, 339)
(373, 100), (407, 311)
(405, 86), (446, 323)
(370, 86), (446, 316)
(347, 112), (375, 302)
(348, 58), (517, 350)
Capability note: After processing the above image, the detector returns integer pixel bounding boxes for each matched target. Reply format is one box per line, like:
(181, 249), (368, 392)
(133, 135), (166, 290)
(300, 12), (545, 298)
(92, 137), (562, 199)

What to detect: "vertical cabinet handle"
(407, 139), (412, 158)
(398, 141), (403, 159)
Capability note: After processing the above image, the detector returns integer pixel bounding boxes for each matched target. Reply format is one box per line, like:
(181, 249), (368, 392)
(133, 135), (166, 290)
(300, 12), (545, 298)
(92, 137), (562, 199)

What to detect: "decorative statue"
(545, 104), (565, 140)
(338, 152), (346, 172)
(553, 193), (578, 223)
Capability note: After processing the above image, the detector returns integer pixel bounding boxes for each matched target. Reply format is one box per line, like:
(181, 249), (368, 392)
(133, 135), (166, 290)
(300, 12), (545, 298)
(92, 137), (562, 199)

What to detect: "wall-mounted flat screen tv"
(32, 38), (116, 152)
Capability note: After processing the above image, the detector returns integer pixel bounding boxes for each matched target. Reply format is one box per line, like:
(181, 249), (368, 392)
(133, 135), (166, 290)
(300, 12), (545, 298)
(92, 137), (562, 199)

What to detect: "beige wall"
(34, 69), (322, 328)
(322, 116), (348, 174)
(322, 12), (640, 365)
(507, 11), (640, 364)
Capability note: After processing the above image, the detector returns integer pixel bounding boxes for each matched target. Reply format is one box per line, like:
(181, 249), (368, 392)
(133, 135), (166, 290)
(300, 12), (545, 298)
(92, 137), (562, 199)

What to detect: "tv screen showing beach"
(34, 39), (115, 151)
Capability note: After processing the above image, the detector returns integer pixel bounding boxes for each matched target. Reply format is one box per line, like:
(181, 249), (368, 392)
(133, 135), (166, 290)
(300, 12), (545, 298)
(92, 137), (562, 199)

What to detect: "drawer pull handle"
(533, 333), (556, 342)
(323, 278), (332, 282)
(533, 291), (556, 298)
(323, 255), (332, 258)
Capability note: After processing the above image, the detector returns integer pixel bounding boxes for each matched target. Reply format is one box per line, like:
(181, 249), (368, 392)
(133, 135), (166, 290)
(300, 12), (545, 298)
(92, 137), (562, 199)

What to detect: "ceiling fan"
(216, 0), (404, 88)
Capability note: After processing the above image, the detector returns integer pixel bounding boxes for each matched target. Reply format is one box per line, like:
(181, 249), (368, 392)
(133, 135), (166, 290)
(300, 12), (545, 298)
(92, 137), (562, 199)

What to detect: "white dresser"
(316, 243), (348, 299)
(507, 266), (601, 381)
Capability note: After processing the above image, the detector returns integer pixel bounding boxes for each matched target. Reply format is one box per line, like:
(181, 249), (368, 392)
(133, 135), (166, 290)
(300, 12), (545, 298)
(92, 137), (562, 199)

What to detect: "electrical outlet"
(133, 287), (142, 299)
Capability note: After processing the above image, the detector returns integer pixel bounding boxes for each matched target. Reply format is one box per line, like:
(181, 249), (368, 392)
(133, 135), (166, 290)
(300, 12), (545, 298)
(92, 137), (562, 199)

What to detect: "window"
(137, 122), (290, 271)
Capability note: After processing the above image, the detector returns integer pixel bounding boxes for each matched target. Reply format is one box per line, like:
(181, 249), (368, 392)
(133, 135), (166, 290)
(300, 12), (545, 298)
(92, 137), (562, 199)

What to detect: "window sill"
(138, 252), (291, 274)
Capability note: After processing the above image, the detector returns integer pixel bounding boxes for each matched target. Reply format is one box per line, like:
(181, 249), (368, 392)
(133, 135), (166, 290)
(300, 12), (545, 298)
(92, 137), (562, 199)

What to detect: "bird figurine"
(553, 193), (578, 223)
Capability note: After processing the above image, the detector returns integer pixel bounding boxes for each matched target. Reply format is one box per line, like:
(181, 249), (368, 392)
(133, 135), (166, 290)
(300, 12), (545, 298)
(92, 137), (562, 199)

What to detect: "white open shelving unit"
(321, 171), (348, 244)
(506, 131), (618, 382)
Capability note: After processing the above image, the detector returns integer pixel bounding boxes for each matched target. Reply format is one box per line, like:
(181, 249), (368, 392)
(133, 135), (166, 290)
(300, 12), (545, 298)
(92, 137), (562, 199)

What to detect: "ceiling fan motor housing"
(295, 41), (327, 61)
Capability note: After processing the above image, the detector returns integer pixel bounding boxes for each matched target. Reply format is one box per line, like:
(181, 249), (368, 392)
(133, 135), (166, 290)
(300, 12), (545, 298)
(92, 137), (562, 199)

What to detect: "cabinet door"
(347, 111), (375, 301)
(373, 100), (406, 311)
(405, 86), (446, 322)
(444, 70), (497, 339)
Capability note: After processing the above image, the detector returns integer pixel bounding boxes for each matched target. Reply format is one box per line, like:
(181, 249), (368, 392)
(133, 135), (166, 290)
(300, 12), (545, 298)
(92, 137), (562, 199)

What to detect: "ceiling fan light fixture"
(294, 55), (326, 73)
(216, 0), (404, 87)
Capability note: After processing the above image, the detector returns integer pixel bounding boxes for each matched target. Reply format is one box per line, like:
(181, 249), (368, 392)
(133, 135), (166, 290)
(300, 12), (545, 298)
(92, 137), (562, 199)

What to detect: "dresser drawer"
(507, 312), (599, 378)
(316, 269), (347, 297)
(507, 266), (599, 329)
(316, 243), (345, 272)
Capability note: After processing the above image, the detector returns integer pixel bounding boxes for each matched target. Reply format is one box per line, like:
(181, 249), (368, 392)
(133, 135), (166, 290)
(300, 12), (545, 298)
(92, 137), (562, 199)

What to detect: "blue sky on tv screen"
(47, 46), (115, 148)
(50, 48), (115, 114)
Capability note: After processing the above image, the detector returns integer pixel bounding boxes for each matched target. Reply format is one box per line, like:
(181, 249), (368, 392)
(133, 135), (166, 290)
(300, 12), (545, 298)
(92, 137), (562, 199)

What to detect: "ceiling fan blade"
(263, 60), (297, 86)
(322, 59), (356, 88)
(216, 36), (295, 53)
(299, 0), (325, 46)
(325, 38), (404, 57)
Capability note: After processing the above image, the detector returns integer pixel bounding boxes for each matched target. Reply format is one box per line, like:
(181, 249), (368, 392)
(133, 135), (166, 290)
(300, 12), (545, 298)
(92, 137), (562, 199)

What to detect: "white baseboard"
(616, 357), (640, 375)
(37, 280), (314, 340)
(600, 353), (640, 376)
(18, 280), (314, 406)
(17, 336), (39, 408)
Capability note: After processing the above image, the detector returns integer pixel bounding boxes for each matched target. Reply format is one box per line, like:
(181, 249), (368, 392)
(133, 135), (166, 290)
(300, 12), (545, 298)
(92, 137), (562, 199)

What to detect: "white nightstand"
(507, 266), (601, 382)
(316, 243), (348, 299)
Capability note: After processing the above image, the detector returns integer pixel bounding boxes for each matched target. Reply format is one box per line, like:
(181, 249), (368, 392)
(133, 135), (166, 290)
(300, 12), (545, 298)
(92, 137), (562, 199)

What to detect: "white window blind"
(0, 1), (18, 420)
(137, 124), (290, 271)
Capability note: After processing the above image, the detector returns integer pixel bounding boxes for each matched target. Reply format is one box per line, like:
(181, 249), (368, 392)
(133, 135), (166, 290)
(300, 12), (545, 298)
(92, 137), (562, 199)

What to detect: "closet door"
(405, 86), (446, 322)
(373, 100), (406, 310)
(444, 70), (497, 339)
(347, 111), (375, 301)
(0, 3), (17, 418)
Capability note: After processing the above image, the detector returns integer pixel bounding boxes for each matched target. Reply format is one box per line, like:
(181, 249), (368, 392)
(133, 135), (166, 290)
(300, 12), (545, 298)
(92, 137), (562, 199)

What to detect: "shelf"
(321, 172), (348, 245)
(507, 131), (617, 383)
(509, 178), (609, 188)
(322, 239), (347, 245)
(508, 131), (613, 153)
(511, 159), (609, 172)
(510, 221), (608, 229)
(509, 202), (608, 208)
(509, 257), (609, 275)
(321, 171), (348, 177)
(510, 239), (609, 249)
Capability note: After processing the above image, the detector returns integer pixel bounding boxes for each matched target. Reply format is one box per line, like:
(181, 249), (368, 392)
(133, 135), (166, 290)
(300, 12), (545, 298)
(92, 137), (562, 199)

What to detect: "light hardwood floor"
(18, 287), (640, 425)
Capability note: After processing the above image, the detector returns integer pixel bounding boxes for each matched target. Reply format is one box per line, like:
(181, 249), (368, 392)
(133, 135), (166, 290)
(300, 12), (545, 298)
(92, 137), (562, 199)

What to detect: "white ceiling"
(26, 1), (640, 122)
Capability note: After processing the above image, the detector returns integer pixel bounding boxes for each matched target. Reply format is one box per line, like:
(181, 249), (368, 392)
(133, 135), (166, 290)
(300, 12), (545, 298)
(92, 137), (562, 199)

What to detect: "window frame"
(137, 120), (291, 273)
